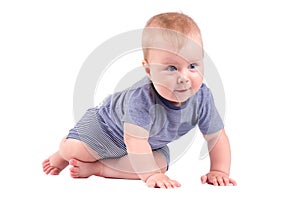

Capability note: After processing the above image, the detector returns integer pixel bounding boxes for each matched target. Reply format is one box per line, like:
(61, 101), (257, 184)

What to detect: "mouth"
(174, 88), (191, 93)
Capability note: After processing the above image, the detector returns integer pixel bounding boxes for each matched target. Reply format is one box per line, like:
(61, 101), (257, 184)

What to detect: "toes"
(70, 165), (79, 173)
(42, 159), (50, 170)
(69, 158), (79, 166)
(42, 159), (50, 166)
(69, 159), (82, 178)
(70, 165), (80, 178)
(42, 158), (60, 175)
(50, 168), (60, 175)
(44, 166), (59, 175)
(43, 166), (51, 174)
(43, 161), (51, 174)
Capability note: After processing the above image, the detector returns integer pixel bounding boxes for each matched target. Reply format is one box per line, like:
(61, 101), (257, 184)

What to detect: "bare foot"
(42, 151), (69, 175)
(69, 158), (102, 178)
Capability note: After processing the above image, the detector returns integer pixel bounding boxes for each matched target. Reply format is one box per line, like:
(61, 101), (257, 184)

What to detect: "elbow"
(124, 133), (150, 153)
(123, 133), (133, 147)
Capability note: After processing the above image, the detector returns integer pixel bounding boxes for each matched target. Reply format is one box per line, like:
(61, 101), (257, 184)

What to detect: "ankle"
(95, 161), (104, 177)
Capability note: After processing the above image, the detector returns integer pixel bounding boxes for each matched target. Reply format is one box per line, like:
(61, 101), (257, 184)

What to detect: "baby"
(43, 12), (237, 188)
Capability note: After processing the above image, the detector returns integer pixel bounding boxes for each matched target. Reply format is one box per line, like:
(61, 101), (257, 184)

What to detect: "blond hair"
(142, 12), (203, 59)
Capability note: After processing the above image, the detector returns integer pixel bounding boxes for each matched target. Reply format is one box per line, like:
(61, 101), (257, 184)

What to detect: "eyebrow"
(189, 59), (202, 64)
(160, 58), (202, 66)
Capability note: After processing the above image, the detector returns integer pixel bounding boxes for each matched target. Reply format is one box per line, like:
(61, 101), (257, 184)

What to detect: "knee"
(58, 138), (78, 161)
(59, 138), (99, 162)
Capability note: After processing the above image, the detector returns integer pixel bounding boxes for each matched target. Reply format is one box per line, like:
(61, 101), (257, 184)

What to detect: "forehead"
(147, 43), (203, 64)
(143, 27), (203, 61)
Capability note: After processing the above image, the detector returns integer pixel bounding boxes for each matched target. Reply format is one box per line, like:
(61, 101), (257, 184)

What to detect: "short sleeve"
(197, 86), (224, 134)
(122, 87), (153, 132)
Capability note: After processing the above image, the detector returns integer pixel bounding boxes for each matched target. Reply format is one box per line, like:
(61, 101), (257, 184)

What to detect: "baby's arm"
(201, 128), (237, 186)
(124, 122), (180, 188)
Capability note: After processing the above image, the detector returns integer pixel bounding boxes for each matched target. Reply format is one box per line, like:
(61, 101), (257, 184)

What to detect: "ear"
(142, 59), (151, 78)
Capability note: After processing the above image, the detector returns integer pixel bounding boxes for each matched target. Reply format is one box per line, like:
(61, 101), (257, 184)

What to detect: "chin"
(167, 96), (190, 105)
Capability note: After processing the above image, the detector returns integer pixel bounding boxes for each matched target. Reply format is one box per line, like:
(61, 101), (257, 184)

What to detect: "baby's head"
(142, 12), (204, 106)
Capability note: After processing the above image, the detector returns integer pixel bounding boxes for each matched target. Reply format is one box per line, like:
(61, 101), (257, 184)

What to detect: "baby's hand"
(201, 171), (237, 186)
(146, 173), (181, 188)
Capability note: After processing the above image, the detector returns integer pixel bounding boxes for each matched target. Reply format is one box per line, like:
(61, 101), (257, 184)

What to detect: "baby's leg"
(42, 137), (100, 175)
(69, 151), (168, 179)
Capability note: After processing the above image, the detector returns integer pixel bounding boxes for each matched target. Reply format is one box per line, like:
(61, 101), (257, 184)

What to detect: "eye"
(167, 66), (177, 72)
(188, 63), (198, 69)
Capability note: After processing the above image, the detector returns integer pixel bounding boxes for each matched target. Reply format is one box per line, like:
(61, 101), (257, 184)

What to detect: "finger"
(157, 181), (166, 189)
(201, 175), (208, 184)
(229, 178), (237, 186)
(164, 182), (172, 189)
(172, 180), (181, 187)
(170, 180), (181, 188)
(224, 178), (230, 186)
(217, 177), (225, 186)
(208, 176), (218, 186)
(146, 179), (156, 188)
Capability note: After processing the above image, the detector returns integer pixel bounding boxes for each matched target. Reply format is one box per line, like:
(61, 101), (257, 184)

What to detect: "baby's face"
(145, 47), (203, 106)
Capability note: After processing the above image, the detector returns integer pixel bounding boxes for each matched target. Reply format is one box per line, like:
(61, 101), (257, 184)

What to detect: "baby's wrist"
(209, 169), (229, 176)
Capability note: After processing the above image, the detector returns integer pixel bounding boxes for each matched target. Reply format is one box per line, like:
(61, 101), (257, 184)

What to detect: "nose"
(177, 71), (190, 84)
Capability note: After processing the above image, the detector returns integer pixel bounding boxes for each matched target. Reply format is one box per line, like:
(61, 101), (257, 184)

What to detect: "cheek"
(152, 80), (175, 94)
(151, 74), (176, 97)
(191, 75), (203, 92)
(151, 72), (176, 88)
(155, 85), (173, 96)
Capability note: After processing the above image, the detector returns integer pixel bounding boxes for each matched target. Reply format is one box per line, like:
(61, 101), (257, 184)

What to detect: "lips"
(174, 88), (191, 93)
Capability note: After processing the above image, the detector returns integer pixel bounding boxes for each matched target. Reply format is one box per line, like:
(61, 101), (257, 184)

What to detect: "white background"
(1, 0), (299, 199)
